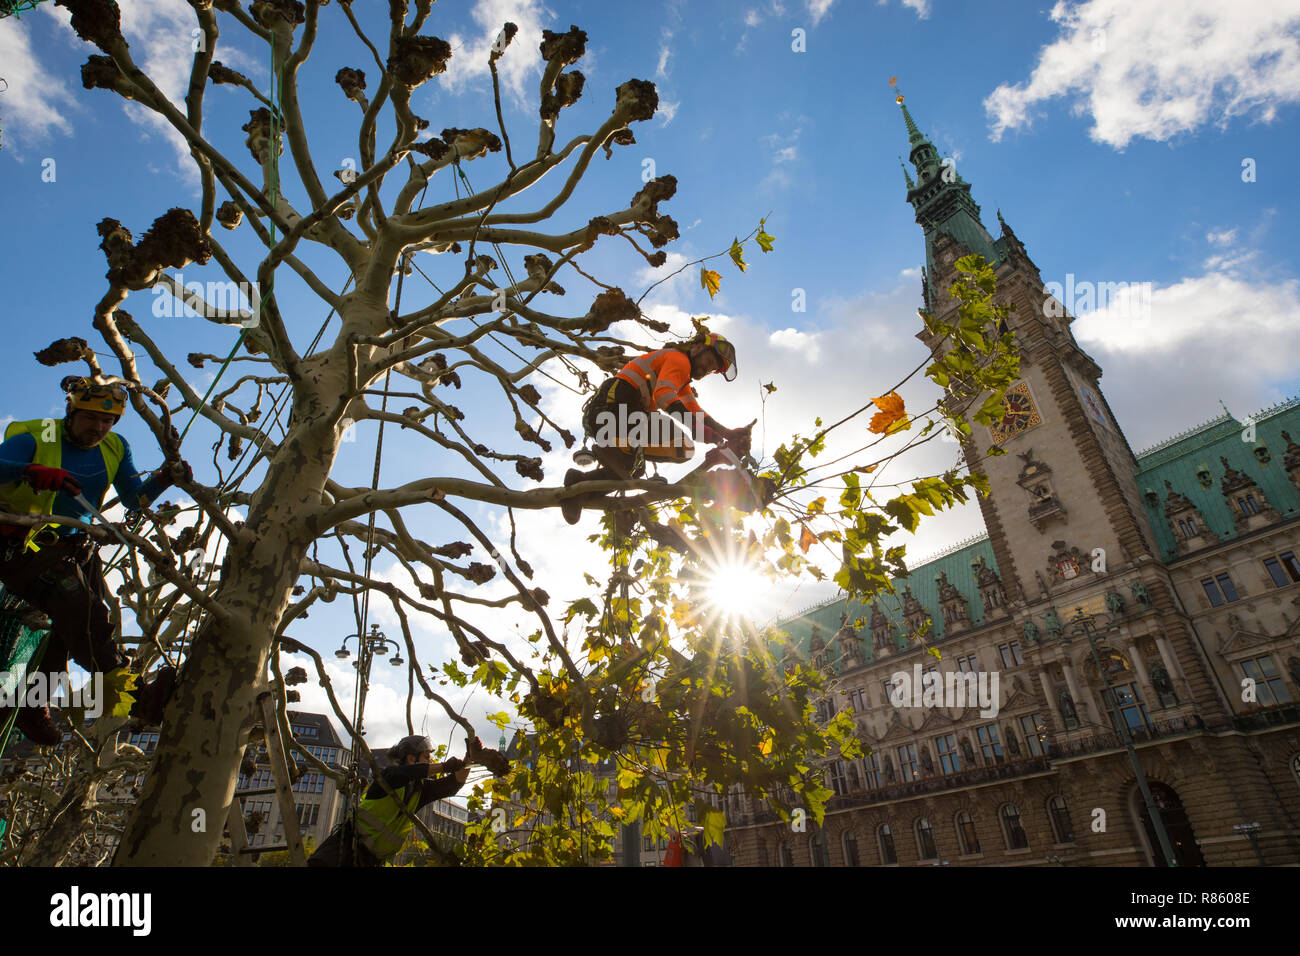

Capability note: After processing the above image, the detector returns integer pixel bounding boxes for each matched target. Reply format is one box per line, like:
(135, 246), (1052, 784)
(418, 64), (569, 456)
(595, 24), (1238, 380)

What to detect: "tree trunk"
(114, 383), (344, 865)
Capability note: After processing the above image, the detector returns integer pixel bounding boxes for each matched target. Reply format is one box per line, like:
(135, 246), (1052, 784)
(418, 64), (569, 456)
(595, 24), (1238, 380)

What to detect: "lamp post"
(1068, 607), (1179, 867)
(334, 624), (404, 767)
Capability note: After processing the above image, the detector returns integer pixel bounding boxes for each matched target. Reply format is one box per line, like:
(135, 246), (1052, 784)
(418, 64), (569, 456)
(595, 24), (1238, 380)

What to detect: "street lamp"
(336, 624), (404, 766)
(1069, 606), (1180, 867)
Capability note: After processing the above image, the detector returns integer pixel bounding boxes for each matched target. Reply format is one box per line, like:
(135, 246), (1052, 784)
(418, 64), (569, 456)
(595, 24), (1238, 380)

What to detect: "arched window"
(1001, 804), (1029, 850)
(1048, 795), (1075, 843)
(810, 830), (830, 867)
(843, 830), (861, 867)
(955, 810), (980, 855)
(878, 824), (897, 865)
(915, 818), (938, 860)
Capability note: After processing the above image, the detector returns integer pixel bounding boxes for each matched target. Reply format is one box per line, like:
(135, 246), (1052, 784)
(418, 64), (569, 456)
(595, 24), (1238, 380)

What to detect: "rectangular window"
(956, 654), (980, 674)
(882, 679), (899, 704)
(1201, 578), (1225, 607)
(1101, 684), (1150, 734)
(1240, 656), (1293, 707)
(1178, 518), (1191, 537)
(1264, 557), (1290, 588)
(1019, 713), (1049, 756)
(976, 724), (1003, 763)
(1216, 573), (1240, 602)
(897, 743), (919, 781)
(863, 751), (882, 790)
(935, 734), (961, 774)
(849, 688), (867, 712)
(998, 642), (1024, 667)
(1283, 552), (1300, 581)
(1238, 495), (1259, 516)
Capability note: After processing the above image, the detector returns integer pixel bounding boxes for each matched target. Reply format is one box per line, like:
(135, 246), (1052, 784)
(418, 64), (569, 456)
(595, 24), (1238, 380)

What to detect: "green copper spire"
(896, 86), (1000, 291)
(899, 156), (915, 189)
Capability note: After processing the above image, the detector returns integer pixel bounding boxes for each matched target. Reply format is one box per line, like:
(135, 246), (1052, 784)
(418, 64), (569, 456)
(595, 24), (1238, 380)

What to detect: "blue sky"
(1, 0), (1299, 756)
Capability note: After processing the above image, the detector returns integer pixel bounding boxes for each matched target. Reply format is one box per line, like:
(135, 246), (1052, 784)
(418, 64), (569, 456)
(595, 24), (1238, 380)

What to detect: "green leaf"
(729, 238), (748, 272)
(756, 219), (775, 253)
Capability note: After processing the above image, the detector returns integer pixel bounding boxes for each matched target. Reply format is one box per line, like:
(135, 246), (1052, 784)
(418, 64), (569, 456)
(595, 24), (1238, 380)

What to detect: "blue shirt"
(0, 429), (168, 533)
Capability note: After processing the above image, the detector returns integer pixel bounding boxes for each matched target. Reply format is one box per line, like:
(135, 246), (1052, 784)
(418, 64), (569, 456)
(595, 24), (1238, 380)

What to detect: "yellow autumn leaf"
(756, 218), (775, 253)
(868, 391), (909, 435)
(759, 734), (773, 756)
(729, 238), (748, 272)
(700, 268), (721, 299)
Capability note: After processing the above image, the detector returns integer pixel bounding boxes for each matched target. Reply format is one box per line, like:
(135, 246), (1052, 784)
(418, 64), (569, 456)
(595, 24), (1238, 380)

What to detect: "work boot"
(562, 469), (585, 525)
(11, 706), (60, 747)
(129, 665), (177, 727)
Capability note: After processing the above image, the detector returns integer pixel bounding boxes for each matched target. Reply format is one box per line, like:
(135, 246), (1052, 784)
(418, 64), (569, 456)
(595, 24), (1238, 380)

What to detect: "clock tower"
(898, 93), (1160, 609)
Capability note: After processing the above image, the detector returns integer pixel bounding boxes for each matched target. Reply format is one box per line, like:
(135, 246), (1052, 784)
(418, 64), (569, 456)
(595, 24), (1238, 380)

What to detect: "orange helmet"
(699, 333), (737, 382)
(63, 376), (127, 418)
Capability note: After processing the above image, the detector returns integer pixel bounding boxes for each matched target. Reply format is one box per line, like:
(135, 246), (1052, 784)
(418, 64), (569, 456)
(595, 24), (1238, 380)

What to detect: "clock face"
(991, 382), (1041, 444)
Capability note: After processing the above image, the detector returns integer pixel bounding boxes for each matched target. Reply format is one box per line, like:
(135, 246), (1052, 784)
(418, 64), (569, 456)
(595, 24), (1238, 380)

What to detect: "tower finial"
(899, 156), (915, 189)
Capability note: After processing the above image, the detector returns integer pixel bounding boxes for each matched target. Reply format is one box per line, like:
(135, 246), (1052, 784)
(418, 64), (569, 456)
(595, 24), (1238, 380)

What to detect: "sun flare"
(706, 562), (767, 620)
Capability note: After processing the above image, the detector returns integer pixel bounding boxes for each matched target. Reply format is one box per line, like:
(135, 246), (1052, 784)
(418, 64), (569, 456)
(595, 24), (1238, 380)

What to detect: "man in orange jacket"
(562, 332), (748, 524)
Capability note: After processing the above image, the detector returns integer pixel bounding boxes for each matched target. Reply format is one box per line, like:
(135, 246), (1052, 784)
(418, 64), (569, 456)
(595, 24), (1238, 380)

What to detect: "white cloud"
(444, 0), (554, 103)
(745, 9), (763, 27)
(807, 0), (836, 26)
(985, 0), (1300, 148)
(657, 98), (679, 126)
(768, 327), (822, 362)
(1206, 228), (1237, 246)
(656, 40), (672, 79)
(0, 14), (78, 153)
(1074, 267), (1300, 450)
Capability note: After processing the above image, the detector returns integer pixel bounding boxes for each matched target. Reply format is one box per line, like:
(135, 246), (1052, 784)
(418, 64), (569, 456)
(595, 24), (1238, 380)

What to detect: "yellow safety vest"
(0, 419), (124, 551)
(354, 782), (423, 862)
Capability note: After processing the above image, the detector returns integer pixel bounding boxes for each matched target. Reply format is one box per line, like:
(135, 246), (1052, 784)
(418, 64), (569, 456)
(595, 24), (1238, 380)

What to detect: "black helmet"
(387, 735), (433, 762)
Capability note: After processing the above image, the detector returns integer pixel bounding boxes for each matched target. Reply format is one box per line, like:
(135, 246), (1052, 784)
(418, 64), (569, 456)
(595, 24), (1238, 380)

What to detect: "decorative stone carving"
(972, 555), (1008, 616)
(1219, 455), (1277, 529)
(1282, 430), (1300, 495)
(1150, 663), (1177, 707)
(883, 754), (896, 784)
(1044, 609), (1062, 638)
(1016, 448), (1067, 529)
(836, 615), (864, 669)
(920, 749), (934, 775)
(1163, 479), (1218, 555)
(1288, 656), (1300, 688)
(936, 571), (970, 631)
(1130, 580), (1152, 609)
(1059, 690), (1078, 727)
(1105, 590), (1124, 615)
(1023, 619), (1040, 644)
(870, 603), (891, 652)
(960, 737), (975, 764)
(902, 587), (927, 637)
(1047, 540), (1090, 583)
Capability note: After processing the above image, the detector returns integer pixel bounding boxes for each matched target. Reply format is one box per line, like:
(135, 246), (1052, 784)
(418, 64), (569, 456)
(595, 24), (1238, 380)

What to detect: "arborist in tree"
(0, 377), (190, 745)
(562, 331), (751, 524)
(308, 734), (471, 867)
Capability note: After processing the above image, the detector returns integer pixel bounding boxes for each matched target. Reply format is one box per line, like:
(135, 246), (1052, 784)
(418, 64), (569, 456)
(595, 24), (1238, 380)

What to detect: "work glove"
(156, 460), (193, 489)
(23, 464), (82, 496)
(438, 756), (466, 774)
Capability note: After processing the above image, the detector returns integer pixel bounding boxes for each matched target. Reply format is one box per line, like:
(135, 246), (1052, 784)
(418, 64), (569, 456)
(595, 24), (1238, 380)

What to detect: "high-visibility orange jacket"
(615, 349), (704, 415)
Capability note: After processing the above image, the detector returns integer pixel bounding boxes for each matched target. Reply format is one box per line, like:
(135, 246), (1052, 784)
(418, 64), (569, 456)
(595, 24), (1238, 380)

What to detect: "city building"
(234, 710), (347, 854)
(725, 98), (1300, 867)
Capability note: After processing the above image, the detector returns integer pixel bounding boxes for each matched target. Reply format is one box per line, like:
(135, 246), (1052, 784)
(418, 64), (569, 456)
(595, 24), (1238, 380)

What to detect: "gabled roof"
(1133, 396), (1300, 562)
(776, 534), (999, 669)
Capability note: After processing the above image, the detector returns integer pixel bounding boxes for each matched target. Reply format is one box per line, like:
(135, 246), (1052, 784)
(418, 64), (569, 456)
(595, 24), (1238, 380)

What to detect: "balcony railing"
(1230, 702), (1300, 732)
(1046, 714), (1204, 758)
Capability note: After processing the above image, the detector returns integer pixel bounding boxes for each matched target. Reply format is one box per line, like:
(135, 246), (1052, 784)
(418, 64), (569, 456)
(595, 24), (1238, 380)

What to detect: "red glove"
(23, 464), (82, 496)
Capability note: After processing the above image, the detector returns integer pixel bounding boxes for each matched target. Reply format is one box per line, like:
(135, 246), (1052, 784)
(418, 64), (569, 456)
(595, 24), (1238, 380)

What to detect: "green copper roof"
(777, 534), (1000, 671)
(1134, 396), (1300, 562)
